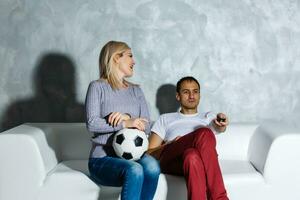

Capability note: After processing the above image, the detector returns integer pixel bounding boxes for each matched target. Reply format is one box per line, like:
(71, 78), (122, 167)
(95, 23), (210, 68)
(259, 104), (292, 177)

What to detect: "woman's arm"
(135, 86), (151, 134)
(85, 82), (123, 133)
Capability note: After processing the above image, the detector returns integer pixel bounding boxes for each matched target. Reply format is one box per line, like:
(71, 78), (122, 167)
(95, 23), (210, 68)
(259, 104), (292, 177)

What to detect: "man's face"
(176, 80), (200, 110)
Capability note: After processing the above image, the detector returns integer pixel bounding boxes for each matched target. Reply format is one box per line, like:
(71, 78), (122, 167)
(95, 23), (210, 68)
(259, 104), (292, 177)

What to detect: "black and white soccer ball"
(112, 128), (149, 161)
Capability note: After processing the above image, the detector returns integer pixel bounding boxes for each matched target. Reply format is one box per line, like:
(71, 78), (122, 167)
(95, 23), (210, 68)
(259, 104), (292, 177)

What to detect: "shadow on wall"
(156, 84), (180, 115)
(1, 53), (85, 131)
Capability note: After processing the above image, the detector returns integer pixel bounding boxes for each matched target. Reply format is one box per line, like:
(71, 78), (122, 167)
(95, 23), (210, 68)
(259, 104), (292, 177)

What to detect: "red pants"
(158, 128), (229, 200)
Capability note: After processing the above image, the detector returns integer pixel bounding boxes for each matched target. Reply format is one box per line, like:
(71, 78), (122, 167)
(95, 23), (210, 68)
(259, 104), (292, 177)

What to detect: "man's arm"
(212, 113), (229, 133)
(147, 132), (164, 159)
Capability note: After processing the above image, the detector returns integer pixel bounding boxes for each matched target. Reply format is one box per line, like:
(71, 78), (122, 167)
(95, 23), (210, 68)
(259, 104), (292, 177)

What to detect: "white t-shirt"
(151, 111), (218, 142)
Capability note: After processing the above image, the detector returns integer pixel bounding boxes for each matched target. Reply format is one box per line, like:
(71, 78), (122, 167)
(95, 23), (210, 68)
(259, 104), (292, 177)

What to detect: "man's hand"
(164, 135), (182, 145)
(148, 133), (182, 159)
(213, 113), (229, 132)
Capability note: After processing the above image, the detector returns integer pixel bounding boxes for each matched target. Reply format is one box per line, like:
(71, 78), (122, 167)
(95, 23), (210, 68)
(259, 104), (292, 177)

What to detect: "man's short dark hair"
(176, 76), (200, 93)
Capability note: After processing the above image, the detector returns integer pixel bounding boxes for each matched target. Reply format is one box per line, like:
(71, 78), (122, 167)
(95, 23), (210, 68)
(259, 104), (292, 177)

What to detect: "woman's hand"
(108, 112), (131, 127)
(123, 118), (148, 131)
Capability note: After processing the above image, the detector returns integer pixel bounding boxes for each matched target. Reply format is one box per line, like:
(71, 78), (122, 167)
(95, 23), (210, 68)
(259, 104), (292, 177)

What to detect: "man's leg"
(192, 128), (228, 200)
(159, 130), (207, 200)
(183, 148), (207, 200)
(159, 128), (228, 200)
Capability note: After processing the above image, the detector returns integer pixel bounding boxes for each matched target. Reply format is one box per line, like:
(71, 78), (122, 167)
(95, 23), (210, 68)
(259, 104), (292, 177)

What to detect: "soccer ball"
(112, 128), (149, 161)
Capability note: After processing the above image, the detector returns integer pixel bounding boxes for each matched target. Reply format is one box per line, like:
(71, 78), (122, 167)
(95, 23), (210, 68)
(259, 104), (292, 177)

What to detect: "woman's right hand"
(123, 118), (148, 131)
(108, 112), (131, 127)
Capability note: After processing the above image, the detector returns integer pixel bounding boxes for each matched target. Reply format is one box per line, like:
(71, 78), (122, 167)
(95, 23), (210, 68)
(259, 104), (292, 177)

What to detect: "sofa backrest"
(26, 123), (91, 162)
(216, 123), (258, 160)
(26, 122), (260, 162)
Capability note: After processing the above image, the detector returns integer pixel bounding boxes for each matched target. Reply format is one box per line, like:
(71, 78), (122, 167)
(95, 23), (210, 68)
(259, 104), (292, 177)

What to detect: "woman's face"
(116, 49), (135, 78)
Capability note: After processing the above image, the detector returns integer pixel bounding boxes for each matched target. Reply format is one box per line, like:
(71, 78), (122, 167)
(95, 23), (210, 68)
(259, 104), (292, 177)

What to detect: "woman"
(85, 41), (160, 200)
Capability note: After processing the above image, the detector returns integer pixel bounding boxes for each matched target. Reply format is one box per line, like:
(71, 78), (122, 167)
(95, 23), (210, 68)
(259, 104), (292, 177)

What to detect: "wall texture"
(1, 0), (300, 130)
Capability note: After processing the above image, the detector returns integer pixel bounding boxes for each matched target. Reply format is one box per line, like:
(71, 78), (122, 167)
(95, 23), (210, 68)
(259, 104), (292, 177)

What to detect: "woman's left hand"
(123, 118), (148, 131)
(108, 112), (131, 127)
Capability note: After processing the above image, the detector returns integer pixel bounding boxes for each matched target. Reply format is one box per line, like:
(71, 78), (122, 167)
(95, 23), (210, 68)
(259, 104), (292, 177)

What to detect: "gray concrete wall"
(1, 0), (300, 130)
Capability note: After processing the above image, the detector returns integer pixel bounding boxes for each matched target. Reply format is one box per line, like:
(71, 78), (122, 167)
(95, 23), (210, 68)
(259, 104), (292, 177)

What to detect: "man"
(148, 76), (229, 200)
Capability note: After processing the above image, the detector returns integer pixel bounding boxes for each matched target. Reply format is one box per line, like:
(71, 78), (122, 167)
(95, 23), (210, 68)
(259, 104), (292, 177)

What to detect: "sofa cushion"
(38, 160), (100, 200)
(39, 160), (168, 200)
(38, 159), (264, 200)
(220, 160), (264, 185)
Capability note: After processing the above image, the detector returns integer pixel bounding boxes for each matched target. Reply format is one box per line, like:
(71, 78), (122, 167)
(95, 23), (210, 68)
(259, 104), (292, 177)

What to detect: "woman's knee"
(127, 162), (144, 178)
(140, 155), (161, 177)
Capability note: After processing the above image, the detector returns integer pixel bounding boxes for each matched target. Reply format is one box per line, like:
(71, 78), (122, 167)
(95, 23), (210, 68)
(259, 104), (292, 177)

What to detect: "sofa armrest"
(0, 124), (58, 200)
(248, 122), (300, 185)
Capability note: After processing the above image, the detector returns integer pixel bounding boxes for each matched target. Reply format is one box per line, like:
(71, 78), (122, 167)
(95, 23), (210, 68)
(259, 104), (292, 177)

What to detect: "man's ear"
(176, 92), (180, 101)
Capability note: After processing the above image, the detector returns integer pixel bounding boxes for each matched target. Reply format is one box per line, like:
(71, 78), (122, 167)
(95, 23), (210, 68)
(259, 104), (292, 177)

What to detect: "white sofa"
(1, 122), (300, 200)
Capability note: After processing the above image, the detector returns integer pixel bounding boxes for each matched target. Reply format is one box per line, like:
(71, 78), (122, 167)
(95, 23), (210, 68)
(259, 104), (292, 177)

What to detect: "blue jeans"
(89, 154), (160, 200)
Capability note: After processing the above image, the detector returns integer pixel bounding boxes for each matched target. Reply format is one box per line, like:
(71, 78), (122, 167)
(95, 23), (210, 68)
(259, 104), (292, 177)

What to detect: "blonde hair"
(99, 41), (132, 89)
